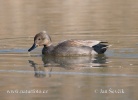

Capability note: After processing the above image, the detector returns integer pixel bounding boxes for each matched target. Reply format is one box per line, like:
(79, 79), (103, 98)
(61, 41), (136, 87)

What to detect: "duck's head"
(28, 31), (52, 52)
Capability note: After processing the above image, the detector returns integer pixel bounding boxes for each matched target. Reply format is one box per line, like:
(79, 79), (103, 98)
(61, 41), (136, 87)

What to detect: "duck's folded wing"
(57, 40), (103, 47)
(53, 40), (109, 56)
(56, 40), (107, 47)
(72, 40), (102, 47)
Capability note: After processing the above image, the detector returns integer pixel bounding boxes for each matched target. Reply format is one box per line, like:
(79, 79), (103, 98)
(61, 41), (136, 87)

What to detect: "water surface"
(0, 0), (138, 100)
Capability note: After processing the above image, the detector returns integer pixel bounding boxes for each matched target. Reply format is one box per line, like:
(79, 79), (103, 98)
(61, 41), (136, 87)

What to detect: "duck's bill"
(28, 43), (38, 52)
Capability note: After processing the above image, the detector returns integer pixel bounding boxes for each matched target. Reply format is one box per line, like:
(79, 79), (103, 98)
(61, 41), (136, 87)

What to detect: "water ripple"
(0, 70), (138, 78)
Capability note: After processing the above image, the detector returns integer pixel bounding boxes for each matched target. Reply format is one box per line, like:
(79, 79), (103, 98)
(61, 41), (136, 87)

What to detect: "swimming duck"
(28, 31), (109, 56)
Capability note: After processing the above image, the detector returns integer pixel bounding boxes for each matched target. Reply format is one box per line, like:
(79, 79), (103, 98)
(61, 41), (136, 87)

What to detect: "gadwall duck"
(28, 31), (109, 56)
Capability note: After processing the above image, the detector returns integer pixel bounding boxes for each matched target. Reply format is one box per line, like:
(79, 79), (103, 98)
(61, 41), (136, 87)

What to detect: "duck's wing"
(56, 40), (104, 47)
(53, 40), (109, 56)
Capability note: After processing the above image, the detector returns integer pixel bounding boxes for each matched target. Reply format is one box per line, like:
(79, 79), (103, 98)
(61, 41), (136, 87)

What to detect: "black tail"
(92, 43), (108, 54)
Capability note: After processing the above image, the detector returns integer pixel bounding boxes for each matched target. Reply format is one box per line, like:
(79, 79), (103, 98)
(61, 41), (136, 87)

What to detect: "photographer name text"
(94, 88), (125, 94)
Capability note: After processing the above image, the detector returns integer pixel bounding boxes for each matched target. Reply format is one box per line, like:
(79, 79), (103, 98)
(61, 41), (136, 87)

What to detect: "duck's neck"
(42, 45), (54, 55)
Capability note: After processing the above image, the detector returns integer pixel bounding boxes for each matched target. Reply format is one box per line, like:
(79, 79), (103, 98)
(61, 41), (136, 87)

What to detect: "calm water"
(0, 0), (138, 100)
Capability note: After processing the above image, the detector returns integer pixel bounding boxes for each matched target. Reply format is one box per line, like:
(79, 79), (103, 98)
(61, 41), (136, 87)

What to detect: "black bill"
(28, 43), (38, 52)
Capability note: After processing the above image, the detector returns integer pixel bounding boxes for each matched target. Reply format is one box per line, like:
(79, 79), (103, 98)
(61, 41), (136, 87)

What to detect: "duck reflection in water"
(28, 54), (107, 78)
(28, 60), (48, 78)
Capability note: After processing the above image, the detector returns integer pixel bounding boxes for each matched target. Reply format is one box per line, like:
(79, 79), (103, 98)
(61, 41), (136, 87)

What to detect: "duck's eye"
(38, 38), (41, 40)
